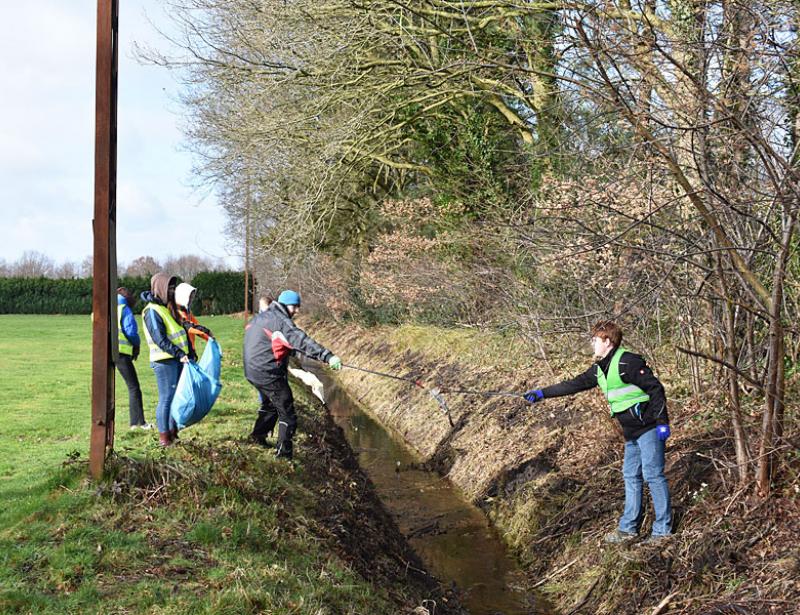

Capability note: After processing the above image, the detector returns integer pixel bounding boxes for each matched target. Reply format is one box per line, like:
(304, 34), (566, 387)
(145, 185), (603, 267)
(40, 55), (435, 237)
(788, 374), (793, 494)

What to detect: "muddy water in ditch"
(308, 369), (551, 615)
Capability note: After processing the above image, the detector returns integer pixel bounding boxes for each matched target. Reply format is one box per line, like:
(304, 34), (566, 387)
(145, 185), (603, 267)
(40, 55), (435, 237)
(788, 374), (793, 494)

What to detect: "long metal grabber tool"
(341, 363), (455, 426)
(341, 363), (424, 387)
(340, 363), (527, 426)
(436, 386), (525, 399)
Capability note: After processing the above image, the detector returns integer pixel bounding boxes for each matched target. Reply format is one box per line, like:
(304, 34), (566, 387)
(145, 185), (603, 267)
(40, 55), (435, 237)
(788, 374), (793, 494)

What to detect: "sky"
(0, 1), (240, 270)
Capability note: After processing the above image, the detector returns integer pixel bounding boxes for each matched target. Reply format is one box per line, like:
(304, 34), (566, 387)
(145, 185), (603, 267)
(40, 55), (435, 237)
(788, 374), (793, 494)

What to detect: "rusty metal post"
(90, 0), (119, 479)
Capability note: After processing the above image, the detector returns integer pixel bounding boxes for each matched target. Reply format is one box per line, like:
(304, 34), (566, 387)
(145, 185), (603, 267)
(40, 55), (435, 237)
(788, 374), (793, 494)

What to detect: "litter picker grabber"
(340, 363), (528, 427)
(340, 363), (454, 426)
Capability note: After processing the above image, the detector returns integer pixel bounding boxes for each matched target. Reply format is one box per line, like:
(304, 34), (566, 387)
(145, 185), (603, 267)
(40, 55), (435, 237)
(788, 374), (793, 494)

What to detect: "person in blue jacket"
(140, 273), (193, 446)
(116, 287), (150, 429)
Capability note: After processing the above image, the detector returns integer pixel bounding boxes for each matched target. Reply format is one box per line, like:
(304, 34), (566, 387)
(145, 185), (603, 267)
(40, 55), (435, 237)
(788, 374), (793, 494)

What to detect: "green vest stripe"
(597, 347), (651, 415)
(117, 304), (133, 356)
(142, 303), (189, 362)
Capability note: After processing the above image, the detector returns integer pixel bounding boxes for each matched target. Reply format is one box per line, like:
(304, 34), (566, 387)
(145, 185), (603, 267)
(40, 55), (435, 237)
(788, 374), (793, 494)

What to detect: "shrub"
(0, 273), (251, 315)
(190, 271), (255, 315)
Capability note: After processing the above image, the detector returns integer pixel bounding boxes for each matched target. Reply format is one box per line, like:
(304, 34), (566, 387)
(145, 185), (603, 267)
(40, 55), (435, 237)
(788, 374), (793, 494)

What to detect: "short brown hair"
(591, 320), (622, 347)
(117, 286), (136, 307)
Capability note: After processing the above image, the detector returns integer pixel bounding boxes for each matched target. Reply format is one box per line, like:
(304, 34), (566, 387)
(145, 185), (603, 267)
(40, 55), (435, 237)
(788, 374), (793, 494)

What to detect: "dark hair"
(591, 321), (623, 347)
(117, 287), (136, 307)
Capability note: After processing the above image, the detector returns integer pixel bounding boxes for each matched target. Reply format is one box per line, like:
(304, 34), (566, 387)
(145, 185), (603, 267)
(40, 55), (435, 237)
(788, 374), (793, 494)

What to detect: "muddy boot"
(275, 422), (293, 460)
(275, 439), (293, 460)
(249, 433), (269, 448)
(159, 432), (173, 447)
(639, 534), (672, 548)
(603, 529), (637, 544)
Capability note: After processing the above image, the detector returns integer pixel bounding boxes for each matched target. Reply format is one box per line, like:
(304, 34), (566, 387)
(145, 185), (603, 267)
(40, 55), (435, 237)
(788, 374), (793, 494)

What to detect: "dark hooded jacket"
(243, 301), (333, 385)
(541, 347), (668, 440)
(140, 273), (190, 361)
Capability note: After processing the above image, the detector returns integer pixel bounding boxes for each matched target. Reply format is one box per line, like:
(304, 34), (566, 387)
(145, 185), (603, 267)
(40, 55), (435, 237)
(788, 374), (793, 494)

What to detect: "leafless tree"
(52, 261), (79, 279)
(124, 256), (161, 278)
(150, 0), (798, 496)
(162, 254), (223, 281)
(12, 251), (55, 278)
(80, 256), (94, 278)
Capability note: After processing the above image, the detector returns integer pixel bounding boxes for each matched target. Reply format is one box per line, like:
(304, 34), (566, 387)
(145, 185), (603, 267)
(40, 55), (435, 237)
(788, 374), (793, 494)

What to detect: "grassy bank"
(313, 320), (800, 614)
(0, 315), (442, 614)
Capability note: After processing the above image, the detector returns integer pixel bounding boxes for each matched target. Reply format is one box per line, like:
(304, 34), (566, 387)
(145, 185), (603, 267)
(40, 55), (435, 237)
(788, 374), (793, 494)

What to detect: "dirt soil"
(313, 321), (800, 615)
(299, 398), (465, 614)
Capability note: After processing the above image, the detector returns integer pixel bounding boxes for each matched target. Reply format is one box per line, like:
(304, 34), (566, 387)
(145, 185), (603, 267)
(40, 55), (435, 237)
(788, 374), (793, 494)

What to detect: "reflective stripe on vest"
(597, 347), (650, 415)
(117, 304), (133, 356)
(142, 303), (189, 362)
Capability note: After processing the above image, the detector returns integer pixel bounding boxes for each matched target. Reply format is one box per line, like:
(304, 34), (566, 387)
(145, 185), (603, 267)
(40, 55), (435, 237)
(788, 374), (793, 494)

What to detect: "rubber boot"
(169, 428), (179, 442)
(275, 439), (293, 459)
(159, 432), (172, 447)
(275, 421), (293, 460)
(249, 433), (269, 448)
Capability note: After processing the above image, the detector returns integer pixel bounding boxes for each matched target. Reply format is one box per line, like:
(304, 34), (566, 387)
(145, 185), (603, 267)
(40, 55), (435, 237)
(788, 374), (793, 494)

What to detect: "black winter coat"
(541, 348), (668, 440)
(243, 301), (333, 385)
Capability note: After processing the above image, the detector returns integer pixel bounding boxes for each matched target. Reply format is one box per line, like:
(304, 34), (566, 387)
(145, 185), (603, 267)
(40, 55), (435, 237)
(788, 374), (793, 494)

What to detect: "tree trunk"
(757, 317), (781, 496)
(756, 206), (796, 495)
(718, 255), (750, 484)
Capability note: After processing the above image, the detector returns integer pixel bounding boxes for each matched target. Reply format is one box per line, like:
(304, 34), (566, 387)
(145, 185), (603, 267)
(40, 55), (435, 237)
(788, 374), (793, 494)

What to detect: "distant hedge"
(192, 271), (255, 315)
(0, 272), (253, 315)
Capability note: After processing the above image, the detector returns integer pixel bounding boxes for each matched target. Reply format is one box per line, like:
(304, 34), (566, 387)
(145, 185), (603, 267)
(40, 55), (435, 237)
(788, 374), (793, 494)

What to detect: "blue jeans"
(619, 427), (672, 536)
(152, 359), (182, 433)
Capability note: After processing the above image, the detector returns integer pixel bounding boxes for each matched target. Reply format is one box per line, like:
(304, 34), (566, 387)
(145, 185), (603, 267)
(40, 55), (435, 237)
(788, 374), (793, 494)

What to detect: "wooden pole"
(90, 0), (119, 479)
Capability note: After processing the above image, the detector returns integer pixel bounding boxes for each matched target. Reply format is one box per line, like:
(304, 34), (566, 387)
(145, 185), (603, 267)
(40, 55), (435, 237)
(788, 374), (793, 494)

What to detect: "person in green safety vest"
(140, 272), (191, 447)
(116, 287), (151, 430)
(523, 321), (673, 545)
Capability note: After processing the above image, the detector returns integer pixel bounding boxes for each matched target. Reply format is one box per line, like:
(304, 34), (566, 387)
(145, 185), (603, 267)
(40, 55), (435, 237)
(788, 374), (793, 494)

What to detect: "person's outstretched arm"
(525, 365), (597, 403)
(282, 323), (334, 364)
(542, 365), (598, 397)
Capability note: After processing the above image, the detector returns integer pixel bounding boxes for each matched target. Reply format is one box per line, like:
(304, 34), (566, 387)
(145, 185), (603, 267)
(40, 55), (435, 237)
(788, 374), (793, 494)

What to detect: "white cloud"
(0, 1), (238, 270)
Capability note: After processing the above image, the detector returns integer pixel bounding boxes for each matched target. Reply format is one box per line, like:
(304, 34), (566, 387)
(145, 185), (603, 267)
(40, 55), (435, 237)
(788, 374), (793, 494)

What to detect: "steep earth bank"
(313, 321), (800, 614)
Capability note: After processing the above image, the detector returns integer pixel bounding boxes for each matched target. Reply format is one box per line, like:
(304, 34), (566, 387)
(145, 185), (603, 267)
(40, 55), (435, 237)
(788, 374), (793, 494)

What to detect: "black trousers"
(251, 378), (296, 456)
(116, 354), (145, 426)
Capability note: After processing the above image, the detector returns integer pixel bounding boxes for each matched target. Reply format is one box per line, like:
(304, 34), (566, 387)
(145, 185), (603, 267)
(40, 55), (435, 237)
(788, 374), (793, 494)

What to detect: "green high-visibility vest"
(142, 303), (189, 362)
(117, 303), (133, 356)
(597, 347), (650, 415)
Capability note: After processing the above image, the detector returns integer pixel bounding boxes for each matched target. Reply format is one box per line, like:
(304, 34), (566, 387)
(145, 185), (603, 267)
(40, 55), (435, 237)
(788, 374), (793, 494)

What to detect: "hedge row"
(192, 271), (256, 315)
(0, 272), (254, 315)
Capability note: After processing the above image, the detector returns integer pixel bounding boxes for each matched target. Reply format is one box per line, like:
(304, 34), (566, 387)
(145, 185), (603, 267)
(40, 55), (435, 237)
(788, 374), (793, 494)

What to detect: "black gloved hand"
(195, 324), (213, 338)
(132, 345), (140, 361)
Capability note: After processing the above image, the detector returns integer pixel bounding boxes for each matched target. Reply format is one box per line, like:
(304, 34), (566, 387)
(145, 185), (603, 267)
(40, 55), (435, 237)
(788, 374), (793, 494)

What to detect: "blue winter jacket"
(117, 294), (140, 348)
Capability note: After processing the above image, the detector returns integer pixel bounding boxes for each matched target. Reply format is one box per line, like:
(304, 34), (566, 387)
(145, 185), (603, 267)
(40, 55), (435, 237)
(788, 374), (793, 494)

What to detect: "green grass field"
(0, 315), (409, 614)
(0, 315), (243, 529)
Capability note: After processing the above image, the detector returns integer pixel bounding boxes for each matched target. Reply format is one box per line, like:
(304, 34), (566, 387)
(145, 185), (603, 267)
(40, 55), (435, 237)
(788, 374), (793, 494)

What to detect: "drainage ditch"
(299, 366), (553, 615)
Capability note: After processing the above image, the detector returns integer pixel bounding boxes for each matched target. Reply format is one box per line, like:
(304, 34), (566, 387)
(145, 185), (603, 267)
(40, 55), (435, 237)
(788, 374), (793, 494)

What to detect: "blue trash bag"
(170, 338), (223, 429)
